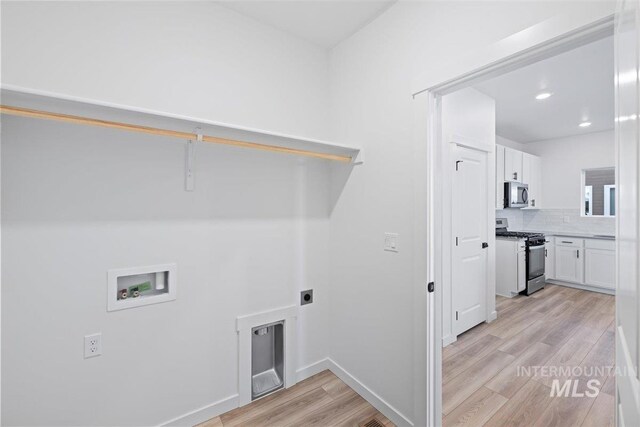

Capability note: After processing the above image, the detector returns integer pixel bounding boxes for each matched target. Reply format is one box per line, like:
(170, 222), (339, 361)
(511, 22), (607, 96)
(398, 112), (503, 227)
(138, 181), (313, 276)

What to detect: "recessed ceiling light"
(535, 92), (553, 100)
(579, 121), (592, 128)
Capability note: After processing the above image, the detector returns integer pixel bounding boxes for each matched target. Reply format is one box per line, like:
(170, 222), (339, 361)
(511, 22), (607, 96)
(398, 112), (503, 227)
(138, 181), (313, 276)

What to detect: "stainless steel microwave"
(504, 182), (529, 208)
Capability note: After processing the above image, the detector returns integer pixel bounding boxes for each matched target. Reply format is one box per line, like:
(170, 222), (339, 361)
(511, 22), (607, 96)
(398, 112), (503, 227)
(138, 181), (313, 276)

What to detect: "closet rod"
(0, 105), (353, 163)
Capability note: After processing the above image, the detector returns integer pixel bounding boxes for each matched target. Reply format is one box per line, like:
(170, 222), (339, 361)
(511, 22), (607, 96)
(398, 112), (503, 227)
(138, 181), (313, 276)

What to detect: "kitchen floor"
(198, 370), (395, 427)
(443, 284), (615, 427)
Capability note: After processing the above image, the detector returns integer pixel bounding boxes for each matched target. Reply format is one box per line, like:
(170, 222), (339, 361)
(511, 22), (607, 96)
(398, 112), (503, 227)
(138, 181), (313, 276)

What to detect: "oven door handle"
(528, 244), (545, 250)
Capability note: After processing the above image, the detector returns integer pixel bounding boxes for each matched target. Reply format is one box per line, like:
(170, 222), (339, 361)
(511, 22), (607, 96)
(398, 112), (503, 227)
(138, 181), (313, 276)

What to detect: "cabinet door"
(585, 248), (615, 289)
(517, 249), (526, 291)
(529, 156), (542, 208)
(545, 241), (555, 280)
(496, 145), (505, 209)
(504, 147), (523, 182)
(555, 246), (584, 283)
(522, 153), (532, 185)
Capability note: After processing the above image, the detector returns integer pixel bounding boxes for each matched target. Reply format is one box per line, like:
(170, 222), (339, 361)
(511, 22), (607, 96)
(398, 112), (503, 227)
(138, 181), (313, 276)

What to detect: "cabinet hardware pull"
(577, 250), (580, 259)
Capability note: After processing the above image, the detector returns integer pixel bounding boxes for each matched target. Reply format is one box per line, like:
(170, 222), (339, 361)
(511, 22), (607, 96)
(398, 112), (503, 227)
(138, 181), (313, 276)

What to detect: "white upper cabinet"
(504, 147), (523, 182)
(522, 153), (543, 209)
(496, 145), (542, 209)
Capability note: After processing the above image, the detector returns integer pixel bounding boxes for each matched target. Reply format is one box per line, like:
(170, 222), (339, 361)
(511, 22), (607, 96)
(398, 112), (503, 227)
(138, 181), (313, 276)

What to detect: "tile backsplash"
(495, 208), (524, 230)
(496, 209), (615, 235)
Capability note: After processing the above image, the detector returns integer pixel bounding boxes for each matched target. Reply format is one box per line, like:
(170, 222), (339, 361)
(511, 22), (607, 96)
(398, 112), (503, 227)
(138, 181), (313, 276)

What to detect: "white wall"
(0, 2), (330, 140)
(1, 3), (333, 426)
(327, 1), (614, 425)
(2, 117), (333, 426)
(524, 130), (615, 209)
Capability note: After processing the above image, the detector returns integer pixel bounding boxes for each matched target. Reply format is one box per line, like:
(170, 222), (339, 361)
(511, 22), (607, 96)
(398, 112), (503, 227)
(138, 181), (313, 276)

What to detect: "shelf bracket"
(185, 128), (202, 191)
(351, 149), (364, 165)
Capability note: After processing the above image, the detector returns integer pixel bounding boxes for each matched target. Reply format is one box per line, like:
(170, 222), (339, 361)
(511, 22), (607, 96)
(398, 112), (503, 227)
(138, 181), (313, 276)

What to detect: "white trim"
(487, 310), (498, 322)
(326, 359), (414, 427)
(413, 12), (614, 95)
(442, 334), (456, 347)
(236, 305), (297, 332)
(447, 133), (493, 153)
(547, 279), (615, 295)
(236, 305), (298, 406)
(296, 358), (331, 382)
(160, 393), (239, 427)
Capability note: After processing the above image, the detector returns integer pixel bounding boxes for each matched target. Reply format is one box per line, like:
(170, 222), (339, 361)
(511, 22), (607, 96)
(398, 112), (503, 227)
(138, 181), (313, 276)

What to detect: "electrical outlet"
(84, 333), (102, 359)
(300, 289), (313, 306)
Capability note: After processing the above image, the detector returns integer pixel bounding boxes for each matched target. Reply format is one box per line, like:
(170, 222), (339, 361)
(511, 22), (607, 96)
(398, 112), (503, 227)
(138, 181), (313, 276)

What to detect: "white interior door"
(452, 145), (488, 336)
(615, 1), (640, 425)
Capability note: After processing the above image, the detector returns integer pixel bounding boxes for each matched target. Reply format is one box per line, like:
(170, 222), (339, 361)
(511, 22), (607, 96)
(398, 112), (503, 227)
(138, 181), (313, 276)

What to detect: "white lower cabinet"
(545, 239), (555, 280)
(584, 239), (616, 290)
(549, 237), (615, 292)
(496, 238), (527, 297)
(554, 243), (584, 284)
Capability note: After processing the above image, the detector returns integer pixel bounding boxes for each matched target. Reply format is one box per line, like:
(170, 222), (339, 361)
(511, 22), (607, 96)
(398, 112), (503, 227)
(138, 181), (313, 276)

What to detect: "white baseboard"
(296, 358), (331, 382)
(548, 279), (614, 295)
(326, 358), (414, 427)
(161, 358), (413, 427)
(442, 334), (456, 347)
(160, 393), (239, 427)
(487, 310), (498, 322)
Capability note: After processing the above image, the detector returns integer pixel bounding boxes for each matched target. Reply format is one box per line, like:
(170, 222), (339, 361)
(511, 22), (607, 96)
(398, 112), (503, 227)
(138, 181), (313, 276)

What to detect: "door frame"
(412, 13), (616, 427)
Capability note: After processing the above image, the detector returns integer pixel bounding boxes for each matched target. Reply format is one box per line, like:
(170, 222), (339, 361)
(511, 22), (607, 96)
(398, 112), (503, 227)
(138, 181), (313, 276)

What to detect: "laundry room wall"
(1, 2), (333, 425)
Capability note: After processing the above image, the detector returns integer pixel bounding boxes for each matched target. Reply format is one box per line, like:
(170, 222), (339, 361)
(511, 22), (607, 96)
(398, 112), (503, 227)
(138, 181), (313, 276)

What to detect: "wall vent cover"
(360, 418), (385, 427)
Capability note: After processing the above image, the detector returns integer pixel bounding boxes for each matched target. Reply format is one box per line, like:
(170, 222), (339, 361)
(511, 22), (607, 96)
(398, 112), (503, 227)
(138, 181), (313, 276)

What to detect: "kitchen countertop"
(521, 230), (615, 240)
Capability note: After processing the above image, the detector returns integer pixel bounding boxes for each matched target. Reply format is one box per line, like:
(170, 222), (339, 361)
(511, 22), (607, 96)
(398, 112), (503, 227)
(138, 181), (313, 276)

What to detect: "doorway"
(413, 10), (640, 426)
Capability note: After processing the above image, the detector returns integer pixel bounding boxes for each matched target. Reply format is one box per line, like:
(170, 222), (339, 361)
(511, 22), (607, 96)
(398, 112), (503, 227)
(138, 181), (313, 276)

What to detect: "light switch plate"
(384, 233), (399, 252)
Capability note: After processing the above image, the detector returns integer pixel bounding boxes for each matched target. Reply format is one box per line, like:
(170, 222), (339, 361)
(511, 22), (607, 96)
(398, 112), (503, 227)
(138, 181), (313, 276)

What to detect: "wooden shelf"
(1, 85), (363, 164)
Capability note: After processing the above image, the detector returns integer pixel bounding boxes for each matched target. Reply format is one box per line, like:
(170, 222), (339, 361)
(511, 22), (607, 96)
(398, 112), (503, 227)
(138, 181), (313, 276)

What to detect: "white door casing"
(615, 0), (640, 424)
(452, 145), (488, 336)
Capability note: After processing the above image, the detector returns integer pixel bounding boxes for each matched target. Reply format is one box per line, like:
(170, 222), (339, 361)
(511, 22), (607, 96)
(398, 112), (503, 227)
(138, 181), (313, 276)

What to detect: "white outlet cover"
(84, 333), (102, 359)
(384, 233), (399, 252)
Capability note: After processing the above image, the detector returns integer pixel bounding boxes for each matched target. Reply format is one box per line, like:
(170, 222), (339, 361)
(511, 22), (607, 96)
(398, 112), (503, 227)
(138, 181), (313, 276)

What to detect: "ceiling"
(220, 0), (395, 48)
(474, 35), (614, 143)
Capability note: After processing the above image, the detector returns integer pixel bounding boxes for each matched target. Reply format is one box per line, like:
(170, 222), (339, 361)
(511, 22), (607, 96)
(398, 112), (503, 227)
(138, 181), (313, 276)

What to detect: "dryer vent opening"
(251, 321), (284, 400)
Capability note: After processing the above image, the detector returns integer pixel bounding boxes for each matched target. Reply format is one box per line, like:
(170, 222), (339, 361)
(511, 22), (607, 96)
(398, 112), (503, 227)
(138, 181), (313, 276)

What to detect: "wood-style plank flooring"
(198, 370), (395, 427)
(443, 284), (615, 427)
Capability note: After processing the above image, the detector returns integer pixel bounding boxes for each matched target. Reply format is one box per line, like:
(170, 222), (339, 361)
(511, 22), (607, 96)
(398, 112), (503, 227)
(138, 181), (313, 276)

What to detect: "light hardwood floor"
(197, 370), (395, 427)
(443, 284), (615, 427)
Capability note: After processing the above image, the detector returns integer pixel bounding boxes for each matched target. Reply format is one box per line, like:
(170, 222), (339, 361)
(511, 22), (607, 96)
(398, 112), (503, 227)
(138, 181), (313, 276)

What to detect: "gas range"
(495, 219), (545, 246)
(495, 231), (545, 239)
(496, 218), (546, 296)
